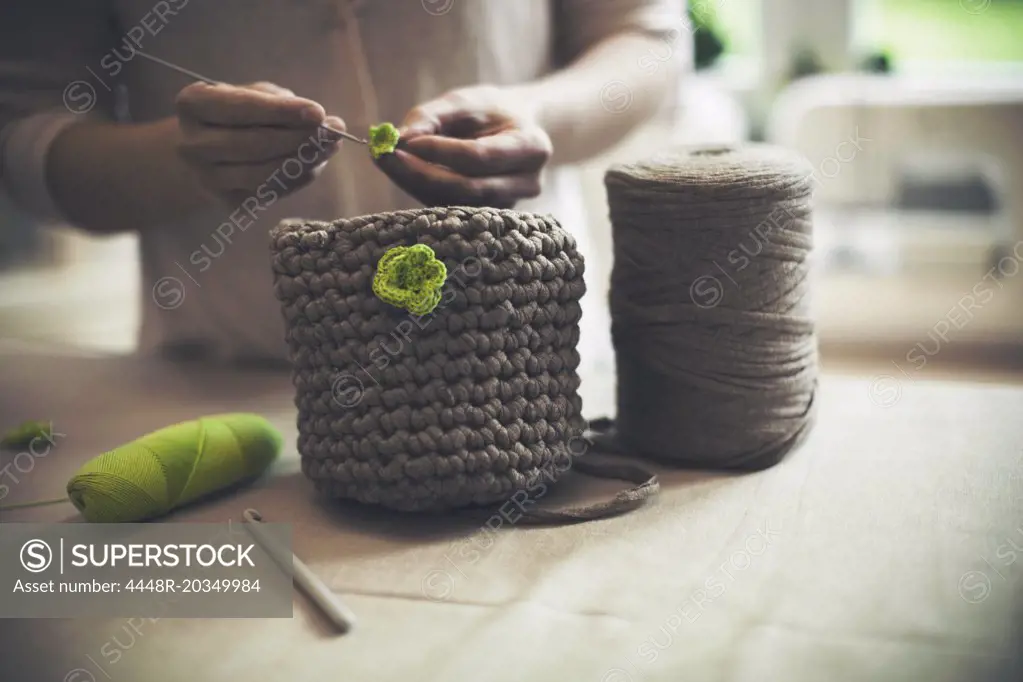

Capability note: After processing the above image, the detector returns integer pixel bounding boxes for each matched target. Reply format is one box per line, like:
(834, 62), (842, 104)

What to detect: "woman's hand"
(375, 86), (552, 209)
(174, 81), (345, 205)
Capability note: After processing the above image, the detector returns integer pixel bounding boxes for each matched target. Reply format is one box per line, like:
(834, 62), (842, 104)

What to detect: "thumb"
(398, 111), (436, 141)
(399, 97), (464, 140)
(243, 81), (297, 98)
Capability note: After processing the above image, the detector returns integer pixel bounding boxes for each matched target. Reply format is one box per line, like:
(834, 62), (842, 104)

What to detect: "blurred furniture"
(767, 73), (1023, 351)
(0, 230), (138, 354)
(768, 73), (1023, 225)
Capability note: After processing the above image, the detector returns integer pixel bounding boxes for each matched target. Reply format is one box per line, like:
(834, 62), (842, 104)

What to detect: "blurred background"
(2, 0), (1022, 376)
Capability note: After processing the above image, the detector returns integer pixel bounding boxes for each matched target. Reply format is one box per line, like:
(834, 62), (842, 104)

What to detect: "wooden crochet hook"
(134, 50), (369, 146)
(242, 508), (356, 634)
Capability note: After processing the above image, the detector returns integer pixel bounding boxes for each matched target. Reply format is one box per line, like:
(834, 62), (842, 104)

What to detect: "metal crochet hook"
(134, 50), (369, 146)
(242, 508), (356, 634)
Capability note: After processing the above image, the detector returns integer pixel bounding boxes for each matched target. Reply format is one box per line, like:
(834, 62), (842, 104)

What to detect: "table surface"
(0, 351), (1021, 682)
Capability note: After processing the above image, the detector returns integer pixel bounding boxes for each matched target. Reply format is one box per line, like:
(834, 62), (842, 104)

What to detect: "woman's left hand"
(374, 86), (552, 209)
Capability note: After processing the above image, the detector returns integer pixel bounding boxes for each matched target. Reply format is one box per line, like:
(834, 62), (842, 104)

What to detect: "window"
(857, 0), (1023, 66)
(703, 0), (1023, 82)
(694, 0), (761, 61)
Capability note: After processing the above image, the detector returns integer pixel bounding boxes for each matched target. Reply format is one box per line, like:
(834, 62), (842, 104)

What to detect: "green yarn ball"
(372, 244), (448, 315)
(67, 414), (282, 523)
(368, 122), (400, 159)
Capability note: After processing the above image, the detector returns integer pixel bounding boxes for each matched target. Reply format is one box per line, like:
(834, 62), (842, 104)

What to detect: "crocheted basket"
(270, 207), (587, 512)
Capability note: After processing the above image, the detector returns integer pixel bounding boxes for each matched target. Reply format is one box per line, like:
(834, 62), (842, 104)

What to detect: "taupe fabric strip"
(513, 456), (660, 524)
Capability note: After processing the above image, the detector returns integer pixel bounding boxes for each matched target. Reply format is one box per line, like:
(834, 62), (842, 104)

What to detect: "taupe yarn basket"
(270, 207), (588, 513)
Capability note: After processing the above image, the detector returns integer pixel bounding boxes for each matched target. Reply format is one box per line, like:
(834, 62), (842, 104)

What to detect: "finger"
(316, 115), (348, 142)
(202, 156), (333, 198)
(212, 163), (329, 206)
(402, 130), (551, 177)
(245, 81), (296, 98)
(400, 99), (494, 140)
(376, 149), (541, 208)
(399, 99), (461, 139)
(176, 81), (325, 127)
(180, 116), (345, 164)
(193, 125), (342, 192)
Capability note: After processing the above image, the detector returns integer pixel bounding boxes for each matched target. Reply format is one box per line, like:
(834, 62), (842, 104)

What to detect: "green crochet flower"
(368, 122), (400, 159)
(372, 244), (447, 315)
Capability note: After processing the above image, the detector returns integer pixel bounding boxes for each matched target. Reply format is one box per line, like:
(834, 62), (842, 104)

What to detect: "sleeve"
(553, 0), (690, 66)
(0, 1), (118, 223)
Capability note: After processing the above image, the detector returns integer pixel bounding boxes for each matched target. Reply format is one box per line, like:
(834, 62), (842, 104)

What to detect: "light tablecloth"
(0, 352), (1020, 682)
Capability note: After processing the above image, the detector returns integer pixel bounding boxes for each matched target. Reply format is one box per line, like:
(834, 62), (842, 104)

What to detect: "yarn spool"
(67, 414), (282, 522)
(604, 144), (818, 470)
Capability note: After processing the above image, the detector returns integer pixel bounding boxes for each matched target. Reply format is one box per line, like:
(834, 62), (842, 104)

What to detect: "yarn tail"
(514, 457), (660, 525)
(0, 496), (69, 512)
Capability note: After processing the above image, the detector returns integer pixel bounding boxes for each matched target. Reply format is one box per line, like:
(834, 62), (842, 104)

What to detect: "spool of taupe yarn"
(604, 145), (818, 470)
(270, 207), (657, 521)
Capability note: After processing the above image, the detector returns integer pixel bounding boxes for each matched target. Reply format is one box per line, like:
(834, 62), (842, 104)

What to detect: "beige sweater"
(0, 0), (682, 363)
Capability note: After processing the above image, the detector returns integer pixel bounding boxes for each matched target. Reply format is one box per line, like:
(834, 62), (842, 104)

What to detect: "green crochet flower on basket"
(372, 244), (447, 315)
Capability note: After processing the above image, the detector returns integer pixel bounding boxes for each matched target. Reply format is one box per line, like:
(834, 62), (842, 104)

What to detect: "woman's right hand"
(174, 81), (345, 205)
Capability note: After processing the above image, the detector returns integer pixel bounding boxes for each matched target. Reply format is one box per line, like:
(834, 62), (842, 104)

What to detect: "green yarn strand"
(0, 497), (68, 512)
(1, 419), (52, 450)
(66, 413), (282, 523)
